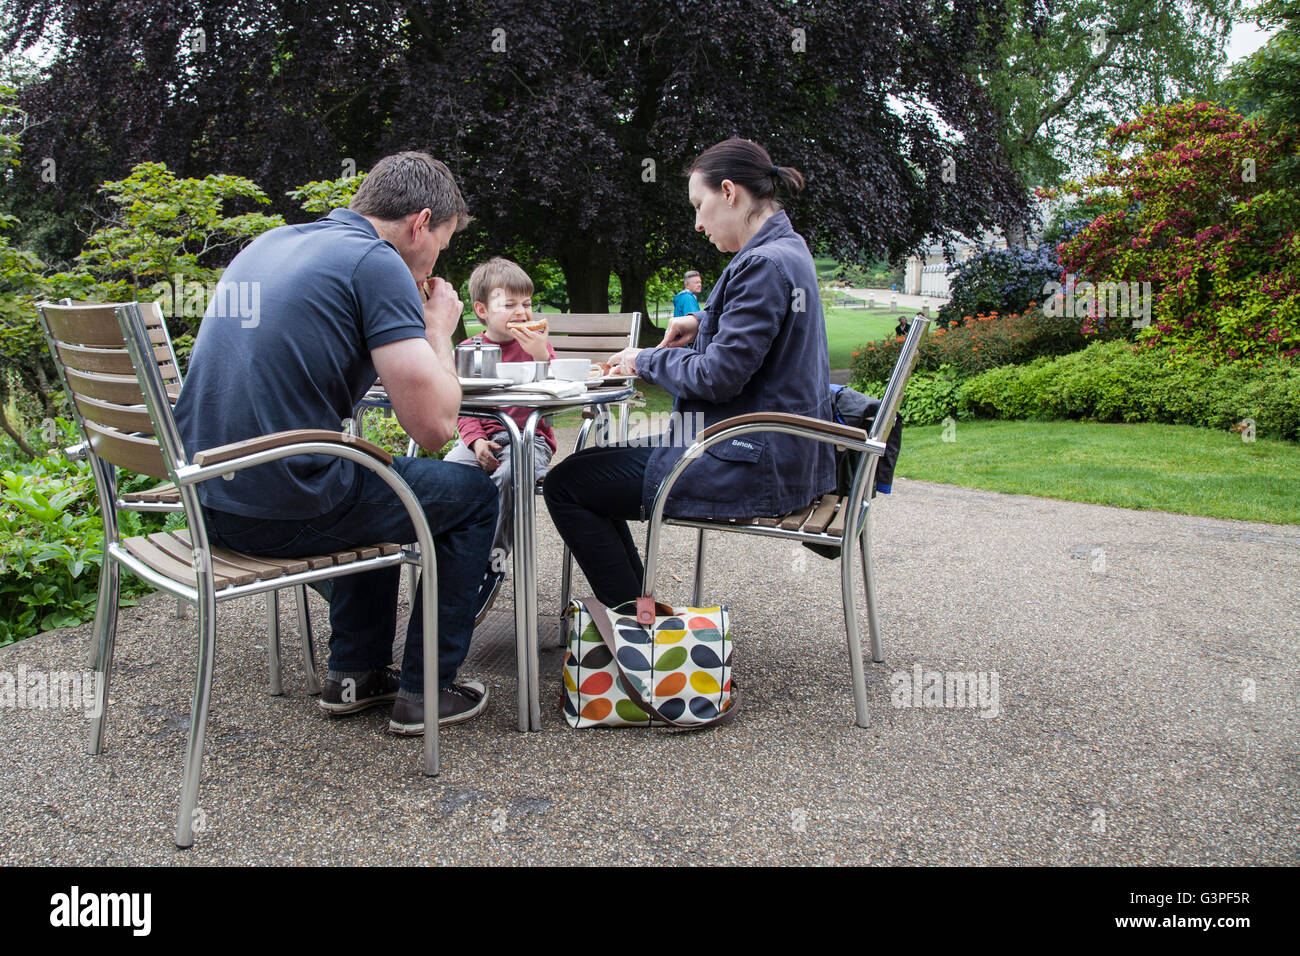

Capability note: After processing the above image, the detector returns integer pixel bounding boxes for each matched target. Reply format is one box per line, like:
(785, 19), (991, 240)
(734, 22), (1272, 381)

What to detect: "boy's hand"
(507, 322), (550, 362)
(471, 438), (502, 473)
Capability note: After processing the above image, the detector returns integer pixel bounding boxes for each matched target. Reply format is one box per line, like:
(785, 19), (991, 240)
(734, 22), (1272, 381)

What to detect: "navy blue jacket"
(638, 211), (836, 519)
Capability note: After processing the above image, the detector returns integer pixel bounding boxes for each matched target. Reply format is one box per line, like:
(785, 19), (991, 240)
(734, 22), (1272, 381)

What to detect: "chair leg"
(265, 590), (283, 696)
(559, 543), (574, 644)
(406, 564), (419, 604)
(860, 512), (884, 664)
(691, 528), (707, 607)
(294, 585), (320, 696)
(839, 525), (871, 729)
(175, 597), (186, 619)
(86, 556), (121, 755)
(175, 584), (217, 848)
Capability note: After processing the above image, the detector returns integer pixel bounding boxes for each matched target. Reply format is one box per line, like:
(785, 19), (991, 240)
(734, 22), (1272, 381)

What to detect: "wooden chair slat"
(826, 500), (850, 539)
(550, 335), (633, 352)
(84, 421), (169, 479)
(119, 481), (179, 504)
(148, 532), (263, 588)
(64, 368), (148, 405)
(292, 552), (344, 570)
(72, 393), (155, 435)
(122, 536), (204, 588)
(40, 304), (126, 347)
(803, 494), (841, 535)
(171, 529), (305, 579)
(55, 342), (172, 374)
(543, 313), (639, 336)
(752, 516), (783, 527)
(779, 502), (817, 531)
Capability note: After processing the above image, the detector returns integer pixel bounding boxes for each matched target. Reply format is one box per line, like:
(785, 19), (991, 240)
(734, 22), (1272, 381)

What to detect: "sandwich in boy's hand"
(506, 312), (547, 334)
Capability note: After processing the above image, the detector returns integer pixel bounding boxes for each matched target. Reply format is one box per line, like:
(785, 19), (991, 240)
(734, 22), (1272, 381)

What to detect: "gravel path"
(1, 425), (1295, 864)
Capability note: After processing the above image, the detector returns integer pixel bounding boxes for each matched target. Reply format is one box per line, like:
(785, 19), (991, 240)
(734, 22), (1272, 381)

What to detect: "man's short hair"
(349, 151), (471, 230)
(468, 257), (534, 307)
(684, 270), (701, 281)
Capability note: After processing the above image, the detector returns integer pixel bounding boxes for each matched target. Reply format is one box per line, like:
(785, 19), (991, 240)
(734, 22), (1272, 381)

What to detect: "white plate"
(459, 377), (513, 392)
(590, 375), (635, 386)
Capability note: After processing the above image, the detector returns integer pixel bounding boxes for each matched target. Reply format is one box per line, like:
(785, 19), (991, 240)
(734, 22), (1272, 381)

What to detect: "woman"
(543, 138), (835, 606)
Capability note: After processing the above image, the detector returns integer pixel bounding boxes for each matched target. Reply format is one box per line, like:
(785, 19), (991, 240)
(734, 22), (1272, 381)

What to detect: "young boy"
(445, 257), (557, 617)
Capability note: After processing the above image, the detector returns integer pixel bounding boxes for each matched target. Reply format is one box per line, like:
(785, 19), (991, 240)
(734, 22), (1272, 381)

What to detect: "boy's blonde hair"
(468, 257), (533, 307)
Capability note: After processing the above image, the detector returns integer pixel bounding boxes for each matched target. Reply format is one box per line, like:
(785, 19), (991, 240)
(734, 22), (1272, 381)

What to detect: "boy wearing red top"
(445, 258), (557, 613)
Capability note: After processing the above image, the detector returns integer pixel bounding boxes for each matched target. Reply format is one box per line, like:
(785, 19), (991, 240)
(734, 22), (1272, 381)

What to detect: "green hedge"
(959, 340), (1300, 439)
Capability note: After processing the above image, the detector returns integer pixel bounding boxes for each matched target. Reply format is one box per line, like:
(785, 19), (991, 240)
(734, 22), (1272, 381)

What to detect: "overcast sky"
(1226, 17), (1280, 64)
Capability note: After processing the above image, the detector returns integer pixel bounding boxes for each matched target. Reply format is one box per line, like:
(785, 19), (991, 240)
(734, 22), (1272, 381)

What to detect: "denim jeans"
(205, 456), (498, 694)
(542, 444), (655, 607)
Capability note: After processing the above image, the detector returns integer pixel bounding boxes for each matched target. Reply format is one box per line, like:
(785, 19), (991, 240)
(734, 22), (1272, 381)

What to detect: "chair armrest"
(191, 429), (393, 467)
(698, 412), (866, 445)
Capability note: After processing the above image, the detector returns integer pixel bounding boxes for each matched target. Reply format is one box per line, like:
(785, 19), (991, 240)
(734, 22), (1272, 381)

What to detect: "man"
(173, 151), (498, 734)
(672, 270), (703, 317)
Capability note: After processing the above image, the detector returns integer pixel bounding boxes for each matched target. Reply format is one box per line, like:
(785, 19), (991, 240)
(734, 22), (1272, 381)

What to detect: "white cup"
(550, 358), (592, 381)
(496, 362), (538, 384)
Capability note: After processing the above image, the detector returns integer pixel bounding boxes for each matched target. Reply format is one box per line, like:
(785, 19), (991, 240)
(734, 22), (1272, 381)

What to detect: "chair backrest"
(869, 314), (930, 445)
(57, 298), (184, 397)
(36, 301), (184, 482)
(545, 312), (642, 365)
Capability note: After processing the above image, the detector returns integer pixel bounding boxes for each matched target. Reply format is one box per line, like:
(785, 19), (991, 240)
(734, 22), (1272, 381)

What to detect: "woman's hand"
(607, 346), (642, 376)
(658, 314), (699, 348)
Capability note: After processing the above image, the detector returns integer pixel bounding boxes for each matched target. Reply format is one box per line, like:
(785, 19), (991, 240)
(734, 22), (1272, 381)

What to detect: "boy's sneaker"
(474, 569), (506, 624)
(388, 680), (490, 734)
(318, 667), (400, 715)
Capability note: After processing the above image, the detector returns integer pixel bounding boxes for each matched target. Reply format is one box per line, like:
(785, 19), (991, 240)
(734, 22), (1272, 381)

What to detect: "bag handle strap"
(580, 597), (737, 729)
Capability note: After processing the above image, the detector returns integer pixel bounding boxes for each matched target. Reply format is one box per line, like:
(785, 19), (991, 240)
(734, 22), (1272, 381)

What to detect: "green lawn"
(896, 419), (1300, 525)
(823, 305), (909, 368)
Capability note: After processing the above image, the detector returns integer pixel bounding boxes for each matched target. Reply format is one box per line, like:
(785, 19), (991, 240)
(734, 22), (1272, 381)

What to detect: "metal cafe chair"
(58, 298), (318, 697)
(37, 300), (443, 848)
(639, 317), (931, 727)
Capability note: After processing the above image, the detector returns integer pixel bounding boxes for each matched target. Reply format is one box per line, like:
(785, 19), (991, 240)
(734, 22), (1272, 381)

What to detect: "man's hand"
(420, 275), (463, 341)
(659, 314), (699, 348)
(507, 323), (551, 362)
(471, 437), (502, 473)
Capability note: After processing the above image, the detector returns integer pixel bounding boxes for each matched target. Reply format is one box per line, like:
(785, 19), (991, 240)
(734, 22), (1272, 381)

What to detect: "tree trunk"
(558, 243), (610, 313)
(1003, 216), (1027, 249)
(0, 405), (39, 460)
(616, 267), (661, 346)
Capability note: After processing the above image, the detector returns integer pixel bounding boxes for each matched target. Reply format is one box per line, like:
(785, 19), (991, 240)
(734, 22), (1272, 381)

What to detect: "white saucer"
(459, 377), (513, 392)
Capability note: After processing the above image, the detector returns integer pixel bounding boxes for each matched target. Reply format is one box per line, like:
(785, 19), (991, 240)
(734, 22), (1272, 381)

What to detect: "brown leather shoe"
(318, 668), (401, 715)
(388, 680), (489, 734)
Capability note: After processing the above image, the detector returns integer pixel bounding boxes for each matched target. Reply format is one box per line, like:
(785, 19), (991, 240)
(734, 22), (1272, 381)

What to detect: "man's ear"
(411, 208), (431, 240)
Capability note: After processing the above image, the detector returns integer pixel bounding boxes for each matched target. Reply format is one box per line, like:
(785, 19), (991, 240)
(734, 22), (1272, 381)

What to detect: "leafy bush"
(937, 244), (1062, 329)
(850, 306), (1116, 385)
(959, 340), (1300, 439)
(1054, 101), (1300, 364)
(0, 445), (165, 646)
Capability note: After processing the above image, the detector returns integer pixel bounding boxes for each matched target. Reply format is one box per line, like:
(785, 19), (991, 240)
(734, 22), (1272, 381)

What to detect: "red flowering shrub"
(1053, 101), (1300, 364)
(848, 306), (1119, 384)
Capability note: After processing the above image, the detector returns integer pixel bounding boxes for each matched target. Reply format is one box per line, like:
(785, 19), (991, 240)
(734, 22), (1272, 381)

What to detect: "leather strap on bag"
(581, 597), (738, 729)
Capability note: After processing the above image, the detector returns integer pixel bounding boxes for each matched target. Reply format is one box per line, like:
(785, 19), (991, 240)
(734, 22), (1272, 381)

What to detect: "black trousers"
(542, 444), (655, 607)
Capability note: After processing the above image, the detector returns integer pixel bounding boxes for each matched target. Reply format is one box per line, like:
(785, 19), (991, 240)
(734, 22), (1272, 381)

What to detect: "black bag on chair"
(802, 384), (902, 559)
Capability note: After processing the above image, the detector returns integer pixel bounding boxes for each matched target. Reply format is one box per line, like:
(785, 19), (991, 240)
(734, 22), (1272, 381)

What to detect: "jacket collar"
(736, 209), (793, 257)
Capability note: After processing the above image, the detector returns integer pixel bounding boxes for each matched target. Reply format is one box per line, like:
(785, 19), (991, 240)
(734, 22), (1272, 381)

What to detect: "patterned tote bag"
(562, 597), (737, 728)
